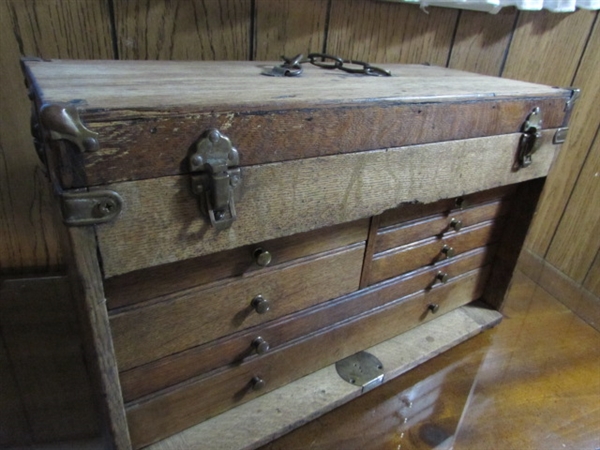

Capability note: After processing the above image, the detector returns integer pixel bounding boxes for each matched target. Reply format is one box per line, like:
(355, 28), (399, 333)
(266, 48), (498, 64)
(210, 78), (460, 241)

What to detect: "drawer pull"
(441, 245), (455, 258)
(436, 272), (449, 284)
(449, 218), (463, 232)
(251, 376), (266, 391)
(253, 248), (272, 267)
(251, 295), (270, 314)
(428, 303), (440, 314)
(252, 337), (270, 355)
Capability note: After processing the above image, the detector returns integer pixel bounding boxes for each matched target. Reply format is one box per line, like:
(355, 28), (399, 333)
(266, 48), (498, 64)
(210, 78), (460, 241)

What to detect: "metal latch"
(518, 107), (543, 168)
(335, 351), (385, 393)
(61, 190), (123, 226)
(189, 129), (241, 231)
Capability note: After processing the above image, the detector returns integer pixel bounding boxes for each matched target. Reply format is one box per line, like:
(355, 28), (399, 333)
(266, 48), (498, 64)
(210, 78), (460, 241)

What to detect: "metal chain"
(264, 53), (391, 77)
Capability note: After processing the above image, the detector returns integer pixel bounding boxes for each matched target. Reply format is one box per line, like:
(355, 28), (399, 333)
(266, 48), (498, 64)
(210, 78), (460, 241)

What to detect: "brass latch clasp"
(189, 129), (241, 231)
(518, 107), (543, 168)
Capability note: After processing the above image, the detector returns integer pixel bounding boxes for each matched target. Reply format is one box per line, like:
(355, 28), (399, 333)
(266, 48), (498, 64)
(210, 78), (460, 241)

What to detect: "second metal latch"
(518, 107), (543, 168)
(189, 129), (241, 231)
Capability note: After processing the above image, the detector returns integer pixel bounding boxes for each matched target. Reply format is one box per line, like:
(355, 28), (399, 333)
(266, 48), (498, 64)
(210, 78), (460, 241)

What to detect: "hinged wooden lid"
(23, 59), (571, 189)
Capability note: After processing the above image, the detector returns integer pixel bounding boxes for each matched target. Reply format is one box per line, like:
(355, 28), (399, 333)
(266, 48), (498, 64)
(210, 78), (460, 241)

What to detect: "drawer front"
(125, 267), (490, 449)
(105, 219), (368, 310)
(119, 245), (497, 402)
(369, 219), (504, 286)
(95, 131), (558, 277)
(110, 243), (365, 371)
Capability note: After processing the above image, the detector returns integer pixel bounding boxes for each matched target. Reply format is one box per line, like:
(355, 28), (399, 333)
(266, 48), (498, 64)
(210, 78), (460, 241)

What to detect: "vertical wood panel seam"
(322, 0), (333, 54)
(107, 0), (119, 60)
(444, 10), (462, 68)
(545, 124), (600, 260)
(569, 11), (598, 86)
(249, 0), (256, 60)
(498, 10), (520, 77)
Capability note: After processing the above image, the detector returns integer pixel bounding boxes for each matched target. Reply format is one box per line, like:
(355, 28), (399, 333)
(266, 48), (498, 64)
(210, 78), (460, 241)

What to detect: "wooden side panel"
(95, 131), (560, 277)
(0, 276), (99, 443)
(254, 0), (328, 59)
(113, 0), (251, 60)
(448, 9), (517, 76)
(583, 250), (600, 298)
(525, 18), (600, 256)
(546, 131), (600, 282)
(326, 0), (457, 65)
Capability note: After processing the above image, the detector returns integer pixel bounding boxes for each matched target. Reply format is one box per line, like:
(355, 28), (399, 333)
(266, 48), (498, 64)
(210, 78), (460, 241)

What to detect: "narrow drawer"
(105, 219), (369, 310)
(125, 266), (490, 449)
(110, 243), (365, 371)
(369, 219), (504, 286)
(119, 245), (497, 402)
(378, 185), (515, 229)
(375, 197), (511, 253)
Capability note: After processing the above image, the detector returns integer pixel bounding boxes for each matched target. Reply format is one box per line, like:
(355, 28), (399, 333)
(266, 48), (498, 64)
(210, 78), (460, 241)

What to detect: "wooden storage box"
(22, 59), (576, 449)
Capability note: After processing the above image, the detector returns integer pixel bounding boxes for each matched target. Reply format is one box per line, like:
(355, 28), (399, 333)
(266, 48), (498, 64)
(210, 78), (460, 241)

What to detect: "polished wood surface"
(259, 270), (600, 450)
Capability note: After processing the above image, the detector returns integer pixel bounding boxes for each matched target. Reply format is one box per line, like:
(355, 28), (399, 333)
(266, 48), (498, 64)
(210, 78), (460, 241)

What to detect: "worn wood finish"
(448, 9), (517, 76)
(113, 0), (250, 60)
(374, 198), (511, 253)
(378, 185), (515, 229)
(111, 244), (364, 371)
(525, 18), (600, 256)
(0, 276), (98, 443)
(105, 219), (368, 310)
(95, 131), (559, 277)
(327, 0), (457, 65)
(546, 131), (600, 282)
(148, 303), (502, 450)
(254, 0), (328, 60)
(120, 246), (496, 402)
(126, 268), (489, 449)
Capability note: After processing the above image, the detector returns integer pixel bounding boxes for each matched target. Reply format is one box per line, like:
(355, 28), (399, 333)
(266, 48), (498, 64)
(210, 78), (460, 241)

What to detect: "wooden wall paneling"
(113, 0), (251, 60)
(546, 129), (600, 282)
(326, 1), (458, 65)
(0, 0), (114, 273)
(583, 249), (600, 298)
(525, 15), (600, 256)
(254, 0), (329, 60)
(447, 9), (517, 76)
(0, 276), (99, 444)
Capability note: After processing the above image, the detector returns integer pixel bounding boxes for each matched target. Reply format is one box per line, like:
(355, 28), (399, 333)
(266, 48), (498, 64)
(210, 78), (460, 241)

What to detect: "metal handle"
(428, 303), (440, 314)
(251, 295), (270, 314)
(252, 337), (270, 355)
(436, 272), (449, 284)
(442, 245), (455, 258)
(449, 218), (463, 232)
(253, 248), (272, 267)
(251, 376), (266, 391)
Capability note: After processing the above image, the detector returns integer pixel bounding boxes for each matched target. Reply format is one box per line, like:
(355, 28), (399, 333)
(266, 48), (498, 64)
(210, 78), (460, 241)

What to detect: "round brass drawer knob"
(428, 303), (440, 314)
(252, 337), (270, 355)
(442, 245), (455, 258)
(436, 271), (449, 284)
(449, 218), (463, 232)
(253, 248), (272, 267)
(251, 295), (270, 314)
(251, 376), (266, 391)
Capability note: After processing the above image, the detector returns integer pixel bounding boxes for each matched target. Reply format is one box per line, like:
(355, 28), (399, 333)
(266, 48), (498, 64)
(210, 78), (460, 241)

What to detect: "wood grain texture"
(146, 303), (501, 450)
(448, 9), (517, 76)
(105, 219), (368, 310)
(583, 249), (600, 298)
(254, 0), (328, 59)
(0, 276), (99, 443)
(546, 130), (600, 282)
(95, 131), (560, 277)
(126, 268), (489, 449)
(525, 17), (600, 256)
(326, 0), (457, 65)
(110, 244), (364, 371)
(119, 246), (496, 402)
(113, 0), (250, 60)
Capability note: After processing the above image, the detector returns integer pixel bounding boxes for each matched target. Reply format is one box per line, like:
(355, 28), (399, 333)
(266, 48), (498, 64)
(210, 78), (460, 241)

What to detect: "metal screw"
(251, 376), (266, 391)
(428, 303), (440, 314)
(214, 210), (225, 221)
(96, 200), (115, 216)
(208, 129), (221, 143)
(191, 155), (203, 167)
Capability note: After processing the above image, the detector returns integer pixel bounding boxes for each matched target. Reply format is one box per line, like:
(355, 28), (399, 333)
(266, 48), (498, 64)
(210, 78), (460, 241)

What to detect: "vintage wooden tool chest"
(22, 58), (577, 449)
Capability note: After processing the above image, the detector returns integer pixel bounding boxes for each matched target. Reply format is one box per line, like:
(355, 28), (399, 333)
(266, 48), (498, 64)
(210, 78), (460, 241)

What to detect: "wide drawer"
(125, 266), (490, 449)
(119, 245), (497, 402)
(110, 243), (364, 371)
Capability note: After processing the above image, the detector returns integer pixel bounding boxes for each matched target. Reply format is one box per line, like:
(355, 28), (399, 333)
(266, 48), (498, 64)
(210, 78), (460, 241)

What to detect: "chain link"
(264, 53), (391, 77)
